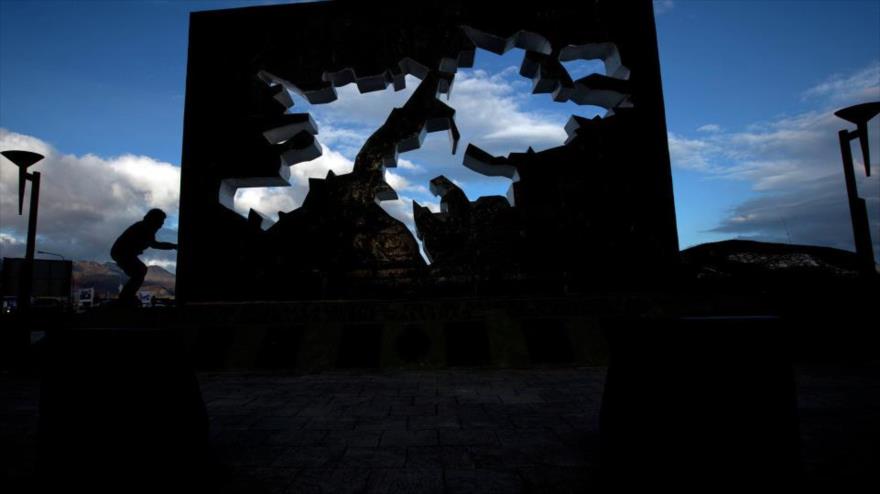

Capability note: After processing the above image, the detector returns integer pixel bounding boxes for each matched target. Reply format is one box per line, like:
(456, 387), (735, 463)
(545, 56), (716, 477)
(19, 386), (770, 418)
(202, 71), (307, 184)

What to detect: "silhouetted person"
(111, 209), (176, 306)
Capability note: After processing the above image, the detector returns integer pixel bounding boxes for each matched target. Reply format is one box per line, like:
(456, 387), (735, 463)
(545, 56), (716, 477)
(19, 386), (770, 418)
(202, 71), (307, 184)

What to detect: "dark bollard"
(599, 316), (801, 489)
(38, 328), (212, 492)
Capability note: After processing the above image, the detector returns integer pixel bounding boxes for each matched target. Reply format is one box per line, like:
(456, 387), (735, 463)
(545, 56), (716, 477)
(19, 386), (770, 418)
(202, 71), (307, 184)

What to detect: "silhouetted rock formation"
(414, 176), (521, 279)
(256, 71), (468, 298)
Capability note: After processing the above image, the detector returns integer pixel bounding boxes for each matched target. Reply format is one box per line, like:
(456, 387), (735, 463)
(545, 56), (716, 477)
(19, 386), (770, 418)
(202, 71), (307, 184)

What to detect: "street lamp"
(834, 101), (879, 275)
(1, 150), (45, 312)
(38, 250), (66, 261)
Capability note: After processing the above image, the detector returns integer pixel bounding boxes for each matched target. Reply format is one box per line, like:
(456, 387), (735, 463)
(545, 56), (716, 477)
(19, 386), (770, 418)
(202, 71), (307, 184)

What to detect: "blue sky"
(1, 0), (879, 270)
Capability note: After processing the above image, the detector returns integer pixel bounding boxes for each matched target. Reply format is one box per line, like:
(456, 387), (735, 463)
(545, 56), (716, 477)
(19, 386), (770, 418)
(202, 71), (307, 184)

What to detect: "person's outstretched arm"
(150, 240), (177, 250)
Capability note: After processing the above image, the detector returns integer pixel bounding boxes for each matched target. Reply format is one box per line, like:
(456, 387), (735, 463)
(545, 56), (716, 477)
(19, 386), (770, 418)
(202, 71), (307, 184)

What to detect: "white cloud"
(301, 77), (417, 130)
(668, 133), (722, 172)
(303, 64), (572, 167)
(674, 109), (873, 190)
(143, 258), (178, 272)
(1, 129), (181, 270)
(396, 158), (422, 171)
(233, 186), (300, 220)
(446, 68), (568, 154)
(653, 0), (675, 15)
(0, 232), (23, 249)
(697, 124), (722, 133)
(801, 60), (880, 103)
(231, 146), (353, 221)
(384, 170), (411, 191)
(316, 123), (369, 148)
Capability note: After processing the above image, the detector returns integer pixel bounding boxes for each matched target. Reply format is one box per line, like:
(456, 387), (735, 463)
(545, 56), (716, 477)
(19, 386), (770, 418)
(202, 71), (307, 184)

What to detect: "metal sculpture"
(176, 0), (678, 302)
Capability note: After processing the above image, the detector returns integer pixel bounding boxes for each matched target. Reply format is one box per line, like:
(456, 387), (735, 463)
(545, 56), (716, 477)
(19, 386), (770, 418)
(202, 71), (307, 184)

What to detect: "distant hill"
(73, 261), (175, 299)
(680, 239), (869, 282)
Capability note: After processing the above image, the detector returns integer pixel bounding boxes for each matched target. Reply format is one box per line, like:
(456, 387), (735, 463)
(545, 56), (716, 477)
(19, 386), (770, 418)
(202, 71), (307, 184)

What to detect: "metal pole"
(837, 130), (875, 274)
(17, 171), (40, 313)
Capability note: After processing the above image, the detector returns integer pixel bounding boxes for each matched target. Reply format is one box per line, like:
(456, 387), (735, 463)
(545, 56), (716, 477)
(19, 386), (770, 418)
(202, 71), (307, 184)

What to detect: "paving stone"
(495, 429), (561, 447)
(406, 446), (476, 469)
(354, 417), (408, 431)
(507, 414), (558, 429)
(412, 396), (458, 407)
(221, 466), (299, 494)
(437, 403), (486, 416)
(250, 416), (311, 430)
(389, 404), (437, 416)
(284, 467), (371, 494)
(272, 446), (346, 468)
(456, 394), (503, 405)
(444, 468), (526, 494)
(497, 392), (545, 404)
(437, 428), (499, 447)
(329, 394), (373, 407)
(380, 429), (438, 447)
(468, 446), (533, 469)
(214, 444), (288, 467)
(383, 397), (416, 407)
(517, 466), (594, 493)
(304, 417), (357, 430)
(297, 405), (344, 417)
(265, 429), (328, 446)
(365, 467), (444, 494)
(338, 447), (407, 469)
(408, 415), (462, 430)
(323, 430), (382, 448)
(348, 404), (392, 418)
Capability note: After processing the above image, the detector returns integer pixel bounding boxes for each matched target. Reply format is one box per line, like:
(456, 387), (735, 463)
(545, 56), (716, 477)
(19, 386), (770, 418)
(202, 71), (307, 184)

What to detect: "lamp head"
(1, 150), (45, 215)
(835, 101), (880, 177)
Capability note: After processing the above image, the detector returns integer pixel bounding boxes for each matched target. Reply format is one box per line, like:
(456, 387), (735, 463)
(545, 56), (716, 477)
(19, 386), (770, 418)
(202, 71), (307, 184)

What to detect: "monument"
(176, 0), (679, 303)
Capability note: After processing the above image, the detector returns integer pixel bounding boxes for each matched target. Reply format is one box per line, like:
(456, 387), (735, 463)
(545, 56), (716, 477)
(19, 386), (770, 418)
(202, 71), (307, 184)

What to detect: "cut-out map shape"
(176, 0), (678, 302)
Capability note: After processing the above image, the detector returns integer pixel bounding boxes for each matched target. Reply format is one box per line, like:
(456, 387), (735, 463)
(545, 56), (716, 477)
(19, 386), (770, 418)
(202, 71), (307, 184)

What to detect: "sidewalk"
(202, 368), (605, 493)
(3, 365), (879, 492)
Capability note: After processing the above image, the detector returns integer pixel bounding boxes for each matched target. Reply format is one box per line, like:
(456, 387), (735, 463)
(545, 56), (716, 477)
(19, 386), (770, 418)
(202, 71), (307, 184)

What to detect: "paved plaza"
(3, 365), (879, 492)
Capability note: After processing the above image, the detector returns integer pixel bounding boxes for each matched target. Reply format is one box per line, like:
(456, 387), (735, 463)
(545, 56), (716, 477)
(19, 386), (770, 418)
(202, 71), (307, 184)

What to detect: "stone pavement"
(3, 365), (880, 493)
(203, 368), (605, 493)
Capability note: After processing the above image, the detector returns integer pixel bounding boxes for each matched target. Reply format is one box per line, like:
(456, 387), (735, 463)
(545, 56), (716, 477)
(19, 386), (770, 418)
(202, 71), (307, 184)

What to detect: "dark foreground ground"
(2, 364), (879, 493)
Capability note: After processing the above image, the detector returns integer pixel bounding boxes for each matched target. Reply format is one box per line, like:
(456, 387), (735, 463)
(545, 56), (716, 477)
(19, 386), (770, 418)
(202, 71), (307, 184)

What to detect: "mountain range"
(72, 261), (175, 299)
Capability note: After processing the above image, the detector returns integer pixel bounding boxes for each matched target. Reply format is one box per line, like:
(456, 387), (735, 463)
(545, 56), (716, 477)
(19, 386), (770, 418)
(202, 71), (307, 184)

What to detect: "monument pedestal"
(599, 316), (802, 488)
(38, 328), (212, 492)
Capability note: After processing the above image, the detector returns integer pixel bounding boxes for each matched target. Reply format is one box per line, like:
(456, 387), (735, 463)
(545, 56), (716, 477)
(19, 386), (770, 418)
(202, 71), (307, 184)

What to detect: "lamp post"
(1, 150), (45, 313)
(38, 250), (66, 261)
(834, 102), (879, 276)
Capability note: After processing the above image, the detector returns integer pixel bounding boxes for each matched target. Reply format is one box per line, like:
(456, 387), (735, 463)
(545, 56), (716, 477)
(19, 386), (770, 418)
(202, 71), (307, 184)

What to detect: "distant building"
(1, 258), (73, 309)
(76, 287), (95, 310)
